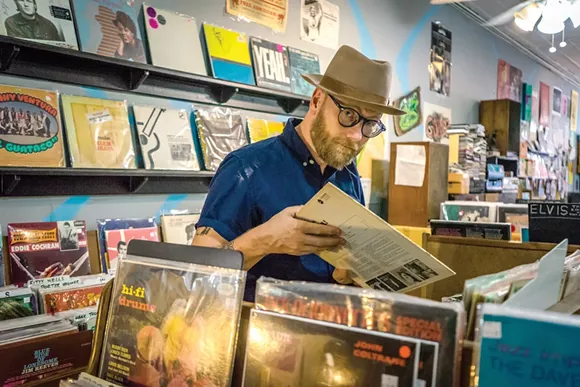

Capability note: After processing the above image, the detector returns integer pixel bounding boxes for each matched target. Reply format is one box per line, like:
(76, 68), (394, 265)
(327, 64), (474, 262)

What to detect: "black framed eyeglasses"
(328, 94), (385, 138)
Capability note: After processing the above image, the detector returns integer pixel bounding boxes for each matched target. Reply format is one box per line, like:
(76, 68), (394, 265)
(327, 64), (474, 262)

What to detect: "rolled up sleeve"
(197, 154), (256, 241)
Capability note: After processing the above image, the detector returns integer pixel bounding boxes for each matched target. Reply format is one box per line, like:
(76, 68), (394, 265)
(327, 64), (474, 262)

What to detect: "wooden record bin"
(388, 142), (449, 227)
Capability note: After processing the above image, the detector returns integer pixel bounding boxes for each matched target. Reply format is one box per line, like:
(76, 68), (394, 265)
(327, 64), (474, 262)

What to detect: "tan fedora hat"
(302, 45), (405, 116)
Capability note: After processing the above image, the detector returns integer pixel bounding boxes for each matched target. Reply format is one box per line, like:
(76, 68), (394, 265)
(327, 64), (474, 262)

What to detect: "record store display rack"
(0, 1), (321, 197)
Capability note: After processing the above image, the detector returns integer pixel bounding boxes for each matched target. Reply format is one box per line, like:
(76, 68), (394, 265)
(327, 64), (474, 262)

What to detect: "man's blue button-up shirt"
(197, 118), (365, 301)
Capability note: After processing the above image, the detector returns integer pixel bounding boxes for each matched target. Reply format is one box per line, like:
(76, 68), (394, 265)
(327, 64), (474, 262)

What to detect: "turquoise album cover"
(478, 304), (580, 387)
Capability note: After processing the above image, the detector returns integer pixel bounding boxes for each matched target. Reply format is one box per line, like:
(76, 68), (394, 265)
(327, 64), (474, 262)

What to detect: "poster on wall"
(553, 87), (562, 115)
(300, 0), (339, 50)
(571, 90), (578, 132)
(393, 87), (422, 137)
(522, 83), (532, 122)
(496, 59), (522, 102)
(226, 0), (288, 32)
(423, 102), (451, 144)
(429, 22), (452, 97)
(539, 82), (550, 127)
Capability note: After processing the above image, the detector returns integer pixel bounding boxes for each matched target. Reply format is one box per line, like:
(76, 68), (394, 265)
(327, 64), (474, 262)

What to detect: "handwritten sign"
(226, 0), (288, 32)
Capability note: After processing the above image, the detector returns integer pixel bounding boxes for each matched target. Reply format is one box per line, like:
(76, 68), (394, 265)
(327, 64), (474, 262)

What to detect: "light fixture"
(550, 34), (557, 52)
(514, 3), (543, 32)
(560, 30), (567, 47)
(538, 0), (568, 34)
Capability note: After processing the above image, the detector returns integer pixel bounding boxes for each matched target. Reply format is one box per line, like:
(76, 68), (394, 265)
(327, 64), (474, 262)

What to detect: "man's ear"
(309, 88), (325, 113)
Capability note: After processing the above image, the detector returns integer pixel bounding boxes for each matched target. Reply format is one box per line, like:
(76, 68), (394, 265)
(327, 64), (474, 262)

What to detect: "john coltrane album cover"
(244, 309), (421, 387)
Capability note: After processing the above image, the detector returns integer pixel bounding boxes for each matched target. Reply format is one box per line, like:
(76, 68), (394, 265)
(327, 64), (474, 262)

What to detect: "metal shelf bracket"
(128, 176), (149, 193)
(278, 98), (305, 114)
(1, 174), (21, 195)
(128, 69), (150, 90)
(208, 85), (239, 104)
(0, 45), (20, 71)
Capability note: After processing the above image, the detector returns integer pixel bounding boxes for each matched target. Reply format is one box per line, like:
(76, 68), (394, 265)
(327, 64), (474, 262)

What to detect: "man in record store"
(193, 45), (405, 301)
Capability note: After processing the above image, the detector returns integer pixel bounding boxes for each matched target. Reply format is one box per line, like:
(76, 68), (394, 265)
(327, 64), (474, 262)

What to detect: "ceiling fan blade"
(484, 0), (536, 26)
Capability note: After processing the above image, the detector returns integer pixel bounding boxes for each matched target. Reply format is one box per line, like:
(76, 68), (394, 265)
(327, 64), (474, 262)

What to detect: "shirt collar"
(12, 13), (40, 26)
(280, 118), (338, 178)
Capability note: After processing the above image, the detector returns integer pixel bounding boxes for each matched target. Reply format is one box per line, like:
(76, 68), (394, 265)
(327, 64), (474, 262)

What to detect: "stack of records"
(253, 278), (465, 387)
(56, 306), (98, 331)
(160, 213), (200, 245)
(133, 106), (200, 171)
(8, 221), (90, 285)
(61, 372), (120, 387)
(194, 107), (248, 171)
(476, 304), (580, 387)
(61, 95), (136, 169)
(98, 253), (246, 386)
(0, 85), (65, 167)
(0, 286), (37, 321)
(452, 124), (487, 181)
(0, 315), (92, 385)
(97, 218), (159, 274)
(37, 275), (109, 314)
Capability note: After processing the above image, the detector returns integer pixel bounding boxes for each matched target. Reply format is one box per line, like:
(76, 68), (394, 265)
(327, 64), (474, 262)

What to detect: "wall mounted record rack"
(0, 167), (215, 197)
(0, 36), (309, 116)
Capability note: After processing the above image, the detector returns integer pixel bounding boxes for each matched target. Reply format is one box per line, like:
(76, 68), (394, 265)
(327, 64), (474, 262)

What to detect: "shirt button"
(309, 159), (314, 165)
(303, 162), (307, 167)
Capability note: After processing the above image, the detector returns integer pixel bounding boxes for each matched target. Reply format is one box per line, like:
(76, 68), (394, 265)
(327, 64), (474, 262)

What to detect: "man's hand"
(333, 268), (354, 285)
(257, 206), (344, 256)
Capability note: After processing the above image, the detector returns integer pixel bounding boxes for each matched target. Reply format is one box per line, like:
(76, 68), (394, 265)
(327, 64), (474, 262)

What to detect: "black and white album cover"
(250, 37), (292, 92)
(0, 0), (78, 50)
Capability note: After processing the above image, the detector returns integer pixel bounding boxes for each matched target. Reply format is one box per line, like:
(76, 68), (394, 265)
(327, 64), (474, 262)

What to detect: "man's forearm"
(192, 225), (271, 270)
(230, 225), (271, 270)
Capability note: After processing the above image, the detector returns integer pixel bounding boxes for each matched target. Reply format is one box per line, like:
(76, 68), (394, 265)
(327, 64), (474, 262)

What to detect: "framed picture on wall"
(553, 87), (562, 115)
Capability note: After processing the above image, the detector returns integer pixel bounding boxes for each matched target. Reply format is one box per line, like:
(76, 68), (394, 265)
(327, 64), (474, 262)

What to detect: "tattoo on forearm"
(223, 241), (235, 250)
(196, 227), (211, 236)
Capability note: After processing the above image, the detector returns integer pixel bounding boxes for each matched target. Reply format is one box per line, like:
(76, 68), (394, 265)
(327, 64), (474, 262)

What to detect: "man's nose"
(345, 123), (363, 142)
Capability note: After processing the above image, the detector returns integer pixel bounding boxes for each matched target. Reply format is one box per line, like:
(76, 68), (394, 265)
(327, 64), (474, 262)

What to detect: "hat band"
(319, 76), (389, 106)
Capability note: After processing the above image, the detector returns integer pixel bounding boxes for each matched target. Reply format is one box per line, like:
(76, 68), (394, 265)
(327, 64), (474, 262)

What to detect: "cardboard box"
(448, 173), (469, 194)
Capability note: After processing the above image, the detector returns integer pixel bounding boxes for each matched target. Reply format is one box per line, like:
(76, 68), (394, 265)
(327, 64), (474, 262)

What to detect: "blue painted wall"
(0, 0), (577, 232)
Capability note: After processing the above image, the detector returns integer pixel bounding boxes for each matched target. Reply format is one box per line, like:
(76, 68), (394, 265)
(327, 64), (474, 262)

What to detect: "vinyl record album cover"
(134, 105), (200, 171)
(0, 0), (78, 49)
(250, 37), (291, 92)
(256, 278), (465, 387)
(97, 218), (157, 274)
(194, 107), (247, 171)
(62, 95), (136, 169)
(98, 254), (246, 386)
(40, 283), (105, 313)
(0, 228), (4, 287)
(244, 309), (421, 387)
(0, 85), (65, 167)
(288, 47), (320, 96)
(440, 201), (498, 223)
(7, 221), (90, 285)
(203, 23), (254, 85)
(0, 287), (37, 321)
(104, 227), (159, 274)
(72, 0), (145, 62)
(246, 118), (284, 143)
(160, 213), (200, 245)
(477, 304), (580, 387)
(143, 4), (206, 75)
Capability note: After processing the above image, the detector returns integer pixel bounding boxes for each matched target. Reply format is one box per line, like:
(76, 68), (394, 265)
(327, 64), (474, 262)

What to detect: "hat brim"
(302, 74), (406, 116)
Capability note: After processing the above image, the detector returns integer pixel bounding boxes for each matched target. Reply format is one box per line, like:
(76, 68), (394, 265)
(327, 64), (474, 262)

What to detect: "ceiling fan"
(430, 0), (580, 35)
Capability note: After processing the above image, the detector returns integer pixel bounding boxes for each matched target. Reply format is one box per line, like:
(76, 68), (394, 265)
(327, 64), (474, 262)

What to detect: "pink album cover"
(104, 227), (159, 273)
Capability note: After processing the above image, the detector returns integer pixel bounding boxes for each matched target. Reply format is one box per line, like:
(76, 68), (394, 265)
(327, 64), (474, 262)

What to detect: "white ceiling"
(454, 0), (580, 87)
